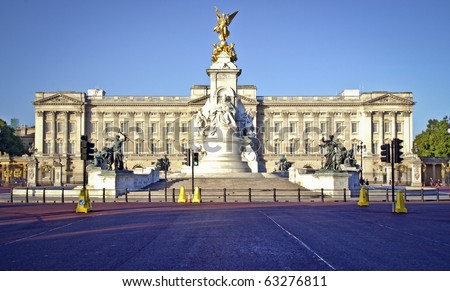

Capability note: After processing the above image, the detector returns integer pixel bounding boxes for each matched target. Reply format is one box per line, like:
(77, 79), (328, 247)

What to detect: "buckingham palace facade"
(32, 87), (415, 185)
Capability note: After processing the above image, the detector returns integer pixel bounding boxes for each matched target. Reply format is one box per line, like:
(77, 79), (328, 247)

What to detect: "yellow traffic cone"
(178, 186), (187, 203)
(192, 186), (201, 203)
(76, 189), (92, 213)
(357, 186), (369, 207)
(395, 190), (408, 213)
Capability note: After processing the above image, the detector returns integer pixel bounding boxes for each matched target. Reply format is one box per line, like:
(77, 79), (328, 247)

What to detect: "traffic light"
(163, 157), (170, 171)
(193, 152), (199, 166)
(80, 135), (95, 161)
(156, 158), (163, 169)
(183, 149), (191, 166)
(393, 138), (404, 164)
(380, 143), (390, 163)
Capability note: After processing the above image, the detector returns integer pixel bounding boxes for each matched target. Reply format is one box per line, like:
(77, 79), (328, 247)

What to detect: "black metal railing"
(2, 186), (448, 204)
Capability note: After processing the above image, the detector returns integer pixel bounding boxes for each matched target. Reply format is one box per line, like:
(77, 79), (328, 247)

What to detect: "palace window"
(69, 122), (76, 133)
(289, 123), (296, 133)
(335, 122), (343, 134)
(135, 142), (143, 154)
(305, 143), (311, 155)
(69, 143), (75, 154)
(120, 121), (128, 134)
(289, 143), (297, 154)
(274, 143), (281, 155)
(151, 122), (158, 134)
(104, 122), (112, 133)
(166, 122), (174, 133)
(91, 122), (97, 133)
(351, 122), (358, 134)
(44, 142), (51, 154)
(45, 122), (51, 133)
(151, 143), (158, 154)
(373, 142), (378, 155)
(396, 122), (402, 133)
(305, 122), (312, 133)
(320, 122), (327, 134)
(57, 122), (63, 133)
(274, 122), (281, 133)
(181, 123), (188, 133)
(166, 143), (173, 155)
(56, 143), (63, 154)
(372, 122), (378, 133)
(384, 122), (390, 133)
(135, 122), (143, 133)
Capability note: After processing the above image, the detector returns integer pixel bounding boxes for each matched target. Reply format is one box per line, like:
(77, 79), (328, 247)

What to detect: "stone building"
(31, 85), (415, 185)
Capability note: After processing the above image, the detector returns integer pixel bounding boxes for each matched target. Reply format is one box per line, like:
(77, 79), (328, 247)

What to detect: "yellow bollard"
(178, 186), (187, 203)
(76, 189), (92, 213)
(192, 186), (201, 203)
(357, 186), (369, 207)
(394, 190), (408, 213)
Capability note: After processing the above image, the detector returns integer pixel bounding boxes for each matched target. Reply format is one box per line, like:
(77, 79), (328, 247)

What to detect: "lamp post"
(357, 141), (366, 181)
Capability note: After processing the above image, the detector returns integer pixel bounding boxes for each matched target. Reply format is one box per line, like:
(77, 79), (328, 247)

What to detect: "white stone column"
(297, 112), (304, 154)
(64, 111), (69, 154)
(360, 111), (372, 154)
(159, 112), (166, 154)
(391, 111), (397, 139)
(51, 111), (57, 154)
(97, 112), (104, 149)
(143, 112), (150, 154)
(379, 112), (384, 149)
(404, 111), (412, 153)
(35, 111), (44, 154)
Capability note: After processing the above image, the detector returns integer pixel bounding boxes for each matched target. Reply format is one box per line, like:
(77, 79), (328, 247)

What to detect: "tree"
(413, 116), (450, 158)
(0, 119), (26, 156)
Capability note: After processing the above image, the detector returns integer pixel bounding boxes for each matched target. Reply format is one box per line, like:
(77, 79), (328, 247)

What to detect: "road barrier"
(3, 186), (449, 204)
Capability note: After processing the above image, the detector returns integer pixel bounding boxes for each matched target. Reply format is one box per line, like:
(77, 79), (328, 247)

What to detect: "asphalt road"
(0, 202), (449, 271)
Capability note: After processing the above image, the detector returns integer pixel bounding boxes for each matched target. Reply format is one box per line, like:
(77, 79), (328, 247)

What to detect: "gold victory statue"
(212, 6), (239, 63)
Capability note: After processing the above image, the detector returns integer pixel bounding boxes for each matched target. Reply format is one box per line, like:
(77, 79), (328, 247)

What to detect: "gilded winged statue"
(213, 6), (239, 43)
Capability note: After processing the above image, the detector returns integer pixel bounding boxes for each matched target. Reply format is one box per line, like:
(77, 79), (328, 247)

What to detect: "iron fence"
(2, 186), (448, 204)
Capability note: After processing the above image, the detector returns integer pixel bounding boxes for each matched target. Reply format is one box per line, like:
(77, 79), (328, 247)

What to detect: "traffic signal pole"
(391, 142), (395, 212)
(191, 151), (195, 198)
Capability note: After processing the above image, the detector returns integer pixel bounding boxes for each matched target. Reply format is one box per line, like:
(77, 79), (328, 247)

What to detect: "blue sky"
(1, 0), (449, 137)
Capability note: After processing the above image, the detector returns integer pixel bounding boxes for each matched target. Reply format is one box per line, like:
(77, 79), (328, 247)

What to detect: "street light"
(357, 141), (366, 181)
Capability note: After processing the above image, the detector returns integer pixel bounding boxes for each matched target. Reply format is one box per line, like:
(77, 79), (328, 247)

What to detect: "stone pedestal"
(53, 161), (63, 186)
(87, 166), (159, 195)
(27, 157), (38, 187)
(411, 158), (423, 187)
(289, 168), (361, 198)
(192, 131), (251, 174)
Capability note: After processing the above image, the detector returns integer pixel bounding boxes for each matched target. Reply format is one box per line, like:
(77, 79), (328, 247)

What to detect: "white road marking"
(261, 211), (336, 270)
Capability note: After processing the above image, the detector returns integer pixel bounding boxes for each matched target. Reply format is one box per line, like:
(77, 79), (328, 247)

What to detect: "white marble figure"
(209, 95), (237, 135)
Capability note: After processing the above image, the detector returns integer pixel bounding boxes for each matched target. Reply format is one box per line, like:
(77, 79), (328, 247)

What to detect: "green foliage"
(414, 116), (450, 158)
(0, 119), (26, 156)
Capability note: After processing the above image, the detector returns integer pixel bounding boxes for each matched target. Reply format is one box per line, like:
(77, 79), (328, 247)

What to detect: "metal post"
(148, 189), (152, 203)
(26, 187), (29, 203)
(343, 188), (347, 202)
(191, 151), (195, 200)
(321, 188), (324, 202)
(10, 187), (13, 203)
(103, 188), (106, 203)
(61, 187), (65, 203)
(437, 188), (440, 202)
(125, 188), (128, 203)
(224, 188), (227, 202)
(273, 188), (277, 202)
(386, 188), (389, 202)
(248, 188), (252, 202)
(43, 188), (46, 203)
(421, 188), (424, 202)
(172, 188), (176, 202)
(164, 186), (167, 202)
(297, 188), (301, 202)
(391, 142), (395, 212)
